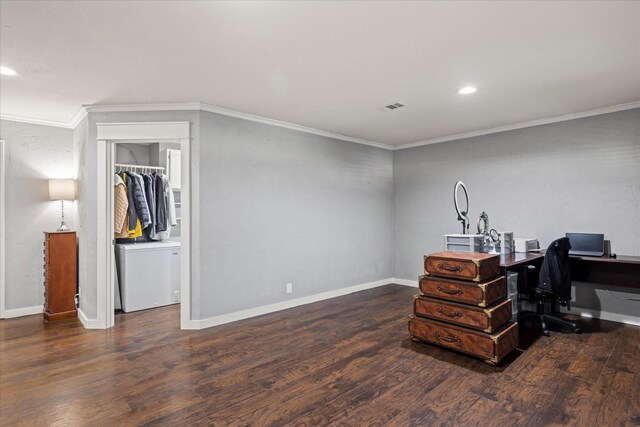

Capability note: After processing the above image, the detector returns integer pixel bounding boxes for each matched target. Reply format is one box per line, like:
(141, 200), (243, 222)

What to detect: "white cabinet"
(161, 148), (181, 190)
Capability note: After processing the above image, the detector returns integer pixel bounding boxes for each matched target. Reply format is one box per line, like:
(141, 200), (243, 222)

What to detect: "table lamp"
(49, 179), (76, 231)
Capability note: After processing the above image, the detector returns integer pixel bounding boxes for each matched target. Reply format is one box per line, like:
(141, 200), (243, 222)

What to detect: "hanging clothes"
(127, 171), (152, 229)
(122, 172), (143, 238)
(113, 169), (176, 241)
(143, 173), (157, 239)
(154, 173), (167, 233)
(151, 173), (177, 241)
(114, 174), (129, 235)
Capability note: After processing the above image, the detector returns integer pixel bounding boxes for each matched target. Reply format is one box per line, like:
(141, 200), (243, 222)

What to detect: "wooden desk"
(499, 252), (544, 271)
(570, 255), (640, 288)
(498, 251), (640, 288)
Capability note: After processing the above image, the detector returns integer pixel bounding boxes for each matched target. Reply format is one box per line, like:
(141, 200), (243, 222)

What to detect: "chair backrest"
(537, 237), (572, 301)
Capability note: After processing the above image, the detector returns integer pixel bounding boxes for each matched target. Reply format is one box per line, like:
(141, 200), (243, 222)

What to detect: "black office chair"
(516, 237), (581, 336)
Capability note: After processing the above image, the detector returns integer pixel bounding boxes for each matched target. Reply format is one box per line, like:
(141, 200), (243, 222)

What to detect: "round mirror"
(454, 181), (470, 234)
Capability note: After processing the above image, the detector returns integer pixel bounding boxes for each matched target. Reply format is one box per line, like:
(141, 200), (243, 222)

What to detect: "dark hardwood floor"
(1, 284), (638, 426)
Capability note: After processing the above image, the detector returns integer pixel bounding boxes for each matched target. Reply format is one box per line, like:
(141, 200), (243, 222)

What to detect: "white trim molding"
(3, 100), (638, 151)
(0, 140), (4, 318)
(394, 101), (640, 150)
(0, 113), (75, 129)
(187, 278), (394, 330)
(86, 102), (394, 150)
(2, 306), (43, 319)
(392, 278), (419, 287)
(77, 308), (103, 329)
(96, 121), (191, 141)
(95, 121), (193, 330)
(69, 106), (88, 129)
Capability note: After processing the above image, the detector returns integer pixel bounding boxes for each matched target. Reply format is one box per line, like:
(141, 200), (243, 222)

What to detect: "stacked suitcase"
(408, 251), (518, 365)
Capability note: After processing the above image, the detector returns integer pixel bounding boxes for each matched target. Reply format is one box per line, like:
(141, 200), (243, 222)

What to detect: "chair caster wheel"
(410, 337), (421, 343)
(573, 327), (582, 334)
(542, 329), (551, 337)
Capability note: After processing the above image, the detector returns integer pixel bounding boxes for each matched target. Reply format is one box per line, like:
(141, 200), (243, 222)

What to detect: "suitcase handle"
(437, 286), (463, 295)
(438, 263), (462, 272)
(435, 331), (461, 344)
(436, 307), (462, 318)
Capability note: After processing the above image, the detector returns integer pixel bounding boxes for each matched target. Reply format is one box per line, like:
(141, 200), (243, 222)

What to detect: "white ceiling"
(1, 1), (639, 147)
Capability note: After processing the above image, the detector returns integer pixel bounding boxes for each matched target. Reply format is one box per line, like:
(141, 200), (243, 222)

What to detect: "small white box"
(514, 238), (539, 253)
(444, 234), (485, 253)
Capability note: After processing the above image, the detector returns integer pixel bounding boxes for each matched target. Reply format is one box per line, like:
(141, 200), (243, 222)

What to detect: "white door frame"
(96, 122), (193, 329)
(0, 140), (5, 318)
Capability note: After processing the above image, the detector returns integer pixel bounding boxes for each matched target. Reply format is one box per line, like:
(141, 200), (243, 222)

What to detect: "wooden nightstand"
(43, 231), (77, 321)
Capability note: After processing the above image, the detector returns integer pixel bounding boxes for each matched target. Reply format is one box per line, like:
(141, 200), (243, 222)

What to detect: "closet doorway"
(96, 122), (192, 329)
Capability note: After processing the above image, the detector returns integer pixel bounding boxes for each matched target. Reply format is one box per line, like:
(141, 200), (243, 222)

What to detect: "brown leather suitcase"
(413, 296), (512, 333)
(408, 315), (518, 365)
(424, 251), (500, 282)
(419, 274), (506, 307)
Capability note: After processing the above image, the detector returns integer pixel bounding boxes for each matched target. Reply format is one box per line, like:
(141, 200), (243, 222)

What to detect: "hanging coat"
(114, 174), (129, 235)
(155, 173), (167, 232)
(122, 173), (143, 238)
(127, 171), (152, 228)
(143, 173), (157, 239)
(152, 174), (177, 241)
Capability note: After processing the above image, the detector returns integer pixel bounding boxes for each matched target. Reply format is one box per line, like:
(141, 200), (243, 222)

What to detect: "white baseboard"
(561, 306), (640, 327)
(392, 278), (418, 287)
(1, 305), (42, 319)
(187, 278), (394, 330)
(78, 308), (102, 329)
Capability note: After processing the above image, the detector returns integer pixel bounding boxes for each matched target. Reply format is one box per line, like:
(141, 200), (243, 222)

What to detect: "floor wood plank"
(1, 284), (638, 426)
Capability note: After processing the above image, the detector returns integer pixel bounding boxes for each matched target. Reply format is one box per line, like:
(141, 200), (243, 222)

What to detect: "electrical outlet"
(173, 290), (180, 303)
(286, 283), (293, 294)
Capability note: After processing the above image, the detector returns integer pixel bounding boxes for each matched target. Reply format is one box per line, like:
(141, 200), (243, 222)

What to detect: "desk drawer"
(408, 315), (518, 365)
(424, 251), (499, 281)
(419, 275), (506, 307)
(414, 296), (512, 333)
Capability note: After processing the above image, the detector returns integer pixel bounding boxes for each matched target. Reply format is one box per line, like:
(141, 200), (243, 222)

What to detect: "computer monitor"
(565, 232), (605, 257)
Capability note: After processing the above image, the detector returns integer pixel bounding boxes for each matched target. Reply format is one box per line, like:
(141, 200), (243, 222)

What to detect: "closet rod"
(114, 163), (165, 171)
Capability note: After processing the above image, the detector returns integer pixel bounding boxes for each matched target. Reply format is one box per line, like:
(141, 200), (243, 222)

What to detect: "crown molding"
(0, 113), (75, 129)
(84, 102), (395, 150)
(84, 102), (202, 113)
(3, 100), (638, 149)
(393, 101), (640, 150)
(68, 106), (88, 128)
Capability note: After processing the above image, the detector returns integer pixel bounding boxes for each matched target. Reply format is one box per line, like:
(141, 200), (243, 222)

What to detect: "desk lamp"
(48, 179), (76, 231)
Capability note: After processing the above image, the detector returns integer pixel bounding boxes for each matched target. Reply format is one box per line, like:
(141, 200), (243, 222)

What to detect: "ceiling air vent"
(384, 102), (405, 110)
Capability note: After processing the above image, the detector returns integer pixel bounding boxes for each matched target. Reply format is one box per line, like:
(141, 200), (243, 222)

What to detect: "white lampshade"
(48, 179), (76, 201)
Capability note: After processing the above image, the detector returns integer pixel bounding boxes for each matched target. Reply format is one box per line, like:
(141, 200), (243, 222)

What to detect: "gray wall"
(0, 120), (75, 311)
(4, 107), (636, 323)
(73, 116), (90, 316)
(393, 108), (640, 318)
(197, 111), (393, 318)
(77, 110), (392, 321)
(115, 143), (152, 165)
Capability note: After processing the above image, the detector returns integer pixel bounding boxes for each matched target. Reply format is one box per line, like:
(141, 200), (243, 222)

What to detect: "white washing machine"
(115, 241), (181, 312)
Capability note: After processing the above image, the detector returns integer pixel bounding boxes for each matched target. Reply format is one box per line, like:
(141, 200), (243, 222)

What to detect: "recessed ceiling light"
(0, 66), (17, 76)
(458, 86), (476, 95)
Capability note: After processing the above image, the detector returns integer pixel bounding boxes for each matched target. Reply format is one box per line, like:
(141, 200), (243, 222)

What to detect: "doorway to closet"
(113, 142), (182, 318)
(96, 122), (191, 329)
